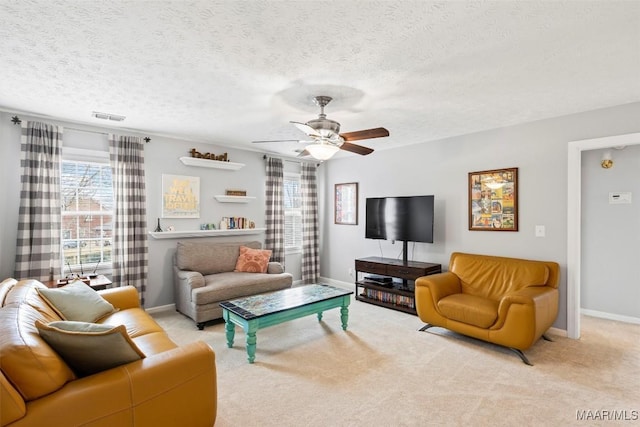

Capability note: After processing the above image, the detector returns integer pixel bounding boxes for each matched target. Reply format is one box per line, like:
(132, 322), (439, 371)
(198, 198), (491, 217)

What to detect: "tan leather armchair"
(415, 252), (559, 365)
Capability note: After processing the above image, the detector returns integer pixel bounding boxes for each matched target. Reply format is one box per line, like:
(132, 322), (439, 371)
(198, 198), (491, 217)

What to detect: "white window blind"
(60, 158), (113, 273)
(284, 173), (302, 251)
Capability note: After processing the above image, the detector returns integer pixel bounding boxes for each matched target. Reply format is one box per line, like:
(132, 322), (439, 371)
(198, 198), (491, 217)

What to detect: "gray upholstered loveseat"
(173, 241), (293, 329)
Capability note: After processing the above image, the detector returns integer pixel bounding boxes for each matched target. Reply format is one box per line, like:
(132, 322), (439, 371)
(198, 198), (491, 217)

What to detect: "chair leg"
(418, 324), (435, 332)
(510, 348), (533, 366)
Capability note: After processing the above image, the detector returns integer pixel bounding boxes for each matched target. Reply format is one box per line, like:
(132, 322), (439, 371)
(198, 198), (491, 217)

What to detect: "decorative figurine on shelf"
(167, 225), (175, 232)
(154, 218), (163, 232)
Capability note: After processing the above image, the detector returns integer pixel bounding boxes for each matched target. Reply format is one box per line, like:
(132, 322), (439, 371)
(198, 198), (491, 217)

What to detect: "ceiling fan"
(252, 95), (389, 160)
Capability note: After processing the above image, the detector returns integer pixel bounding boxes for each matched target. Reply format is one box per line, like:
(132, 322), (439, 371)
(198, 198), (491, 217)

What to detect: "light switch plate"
(535, 225), (545, 237)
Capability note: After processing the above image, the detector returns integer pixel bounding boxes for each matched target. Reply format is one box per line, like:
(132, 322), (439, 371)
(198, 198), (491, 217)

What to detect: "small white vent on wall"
(609, 192), (632, 204)
(92, 111), (126, 122)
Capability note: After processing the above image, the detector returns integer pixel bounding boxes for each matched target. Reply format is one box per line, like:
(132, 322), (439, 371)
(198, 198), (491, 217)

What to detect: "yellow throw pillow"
(35, 320), (145, 377)
(234, 246), (272, 273)
(37, 281), (116, 322)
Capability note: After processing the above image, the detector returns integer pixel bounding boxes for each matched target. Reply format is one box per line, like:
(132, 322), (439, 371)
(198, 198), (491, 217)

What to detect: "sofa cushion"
(0, 304), (75, 401)
(450, 252), (550, 300)
(99, 308), (166, 339)
(176, 241), (262, 274)
(437, 294), (499, 328)
(36, 320), (145, 377)
(193, 272), (293, 305)
(234, 246), (272, 273)
(37, 281), (116, 323)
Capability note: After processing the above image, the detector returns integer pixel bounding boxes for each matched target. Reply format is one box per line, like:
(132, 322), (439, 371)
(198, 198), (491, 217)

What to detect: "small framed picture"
(335, 182), (358, 225)
(469, 167), (518, 231)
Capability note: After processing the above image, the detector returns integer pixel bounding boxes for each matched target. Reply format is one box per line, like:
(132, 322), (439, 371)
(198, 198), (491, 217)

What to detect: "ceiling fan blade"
(296, 149), (311, 158)
(340, 142), (374, 156)
(291, 121), (320, 138)
(340, 127), (389, 142)
(252, 139), (303, 144)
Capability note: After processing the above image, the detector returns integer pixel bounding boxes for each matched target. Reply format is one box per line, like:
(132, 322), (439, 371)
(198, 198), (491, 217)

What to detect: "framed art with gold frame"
(335, 182), (358, 225)
(469, 167), (518, 231)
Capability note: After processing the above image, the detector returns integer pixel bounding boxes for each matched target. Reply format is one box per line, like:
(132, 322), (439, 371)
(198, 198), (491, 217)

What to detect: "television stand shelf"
(354, 257), (441, 315)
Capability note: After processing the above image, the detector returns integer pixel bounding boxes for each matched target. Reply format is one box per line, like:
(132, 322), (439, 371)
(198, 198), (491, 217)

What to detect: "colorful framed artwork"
(162, 174), (200, 218)
(469, 167), (518, 231)
(335, 182), (358, 225)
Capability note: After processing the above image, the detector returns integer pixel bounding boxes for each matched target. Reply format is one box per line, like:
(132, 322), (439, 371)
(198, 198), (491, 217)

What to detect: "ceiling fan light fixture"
(305, 143), (340, 160)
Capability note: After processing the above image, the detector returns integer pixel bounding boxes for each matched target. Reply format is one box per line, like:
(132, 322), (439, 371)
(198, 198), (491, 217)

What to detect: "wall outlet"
(348, 268), (354, 277)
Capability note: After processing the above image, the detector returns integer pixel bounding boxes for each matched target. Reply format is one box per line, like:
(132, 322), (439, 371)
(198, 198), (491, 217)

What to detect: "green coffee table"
(220, 284), (353, 363)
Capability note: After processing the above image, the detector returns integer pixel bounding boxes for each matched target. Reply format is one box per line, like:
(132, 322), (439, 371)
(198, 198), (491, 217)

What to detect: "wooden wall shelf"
(149, 228), (265, 239)
(179, 156), (245, 170)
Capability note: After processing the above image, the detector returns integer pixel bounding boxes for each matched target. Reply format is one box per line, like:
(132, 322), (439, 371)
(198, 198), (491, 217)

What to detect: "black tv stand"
(354, 257), (441, 315)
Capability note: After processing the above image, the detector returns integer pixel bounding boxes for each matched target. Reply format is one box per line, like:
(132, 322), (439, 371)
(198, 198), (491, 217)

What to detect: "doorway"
(567, 132), (640, 339)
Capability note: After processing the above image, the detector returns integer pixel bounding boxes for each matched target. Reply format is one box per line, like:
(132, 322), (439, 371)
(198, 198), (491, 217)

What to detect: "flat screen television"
(365, 195), (434, 262)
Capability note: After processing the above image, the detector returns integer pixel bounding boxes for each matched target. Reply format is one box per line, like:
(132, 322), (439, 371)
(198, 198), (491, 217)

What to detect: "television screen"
(365, 195), (434, 243)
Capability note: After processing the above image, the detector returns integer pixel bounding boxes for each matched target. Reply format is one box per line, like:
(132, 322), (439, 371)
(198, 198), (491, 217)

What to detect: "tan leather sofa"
(415, 252), (559, 365)
(1, 278), (217, 427)
(174, 241), (293, 329)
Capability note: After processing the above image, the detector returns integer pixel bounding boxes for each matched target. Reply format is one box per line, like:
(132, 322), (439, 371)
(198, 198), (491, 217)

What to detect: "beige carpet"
(152, 294), (639, 427)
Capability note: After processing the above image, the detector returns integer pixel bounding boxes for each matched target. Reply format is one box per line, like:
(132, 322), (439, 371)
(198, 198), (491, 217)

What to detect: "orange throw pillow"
(234, 246), (272, 273)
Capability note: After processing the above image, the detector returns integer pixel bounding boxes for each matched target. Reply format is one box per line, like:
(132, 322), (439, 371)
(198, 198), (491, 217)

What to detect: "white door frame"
(567, 132), (640, 339)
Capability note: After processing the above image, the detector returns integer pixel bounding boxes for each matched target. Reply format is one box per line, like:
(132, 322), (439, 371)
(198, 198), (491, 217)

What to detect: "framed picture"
(335, 182), (358, 225)
(162, 174), (200, 218)
(469, 167), (518, 231)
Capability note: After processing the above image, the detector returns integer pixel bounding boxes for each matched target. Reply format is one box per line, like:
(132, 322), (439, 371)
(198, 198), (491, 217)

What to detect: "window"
(284, 173), (302, 252)
(61, 160), (113, 272)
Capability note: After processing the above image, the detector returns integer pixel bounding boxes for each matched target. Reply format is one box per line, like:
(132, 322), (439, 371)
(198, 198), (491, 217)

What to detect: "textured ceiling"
(1, 0), (639, 158)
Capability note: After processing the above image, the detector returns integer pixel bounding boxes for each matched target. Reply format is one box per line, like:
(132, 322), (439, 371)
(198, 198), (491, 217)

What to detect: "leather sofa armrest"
(494, 286), (557, 330)
(98, 286), (141, 310)
(175, 269), (205, 289)
(415, 272), (461, 301)
(16, 341), (216, 426)
(267, 262), (285, 274)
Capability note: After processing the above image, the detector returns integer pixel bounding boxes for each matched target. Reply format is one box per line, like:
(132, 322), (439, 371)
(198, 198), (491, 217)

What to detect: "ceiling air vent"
(92, 111), (126, 122)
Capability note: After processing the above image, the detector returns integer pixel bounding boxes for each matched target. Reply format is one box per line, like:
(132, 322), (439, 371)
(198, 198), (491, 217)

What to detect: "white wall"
(581, 146), (640, 319)
(319, 102), (640, 331)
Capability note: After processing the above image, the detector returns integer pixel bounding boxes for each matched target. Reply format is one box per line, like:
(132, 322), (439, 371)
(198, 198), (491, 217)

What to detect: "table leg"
(340, 305), (349, 331)
(246, 321), (258, 364)
(317, 311), (323, 322)
(223, 311), (235, 348)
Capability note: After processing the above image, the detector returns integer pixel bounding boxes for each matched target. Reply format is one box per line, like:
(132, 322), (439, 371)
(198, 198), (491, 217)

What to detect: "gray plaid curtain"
(14, 122), (63, 281)
(265, 157), (285, 264)
(109, 134), (148, 305)
(301, 163), (319, 283)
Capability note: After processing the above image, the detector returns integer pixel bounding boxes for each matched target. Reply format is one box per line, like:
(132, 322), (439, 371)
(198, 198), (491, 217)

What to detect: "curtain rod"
(10, 115), (151, 142)
(262, 154), (320, 166)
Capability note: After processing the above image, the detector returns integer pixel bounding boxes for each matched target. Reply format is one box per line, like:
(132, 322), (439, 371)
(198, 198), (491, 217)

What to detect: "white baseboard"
(146, 303), (176, 314)
(548, 327), (567, 337)
(581, 308), (640, 325)
(318, 277), (353, 290)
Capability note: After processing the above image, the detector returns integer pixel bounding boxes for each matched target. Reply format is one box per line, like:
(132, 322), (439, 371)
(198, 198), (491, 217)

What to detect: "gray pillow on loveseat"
(173, 240), (293, 329)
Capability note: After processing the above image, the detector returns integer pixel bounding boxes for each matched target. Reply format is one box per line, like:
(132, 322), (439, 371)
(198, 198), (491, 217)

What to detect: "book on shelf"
(221, 216), (253, 230)
(362, 288), (415, 309)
